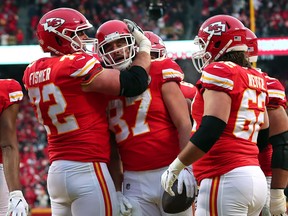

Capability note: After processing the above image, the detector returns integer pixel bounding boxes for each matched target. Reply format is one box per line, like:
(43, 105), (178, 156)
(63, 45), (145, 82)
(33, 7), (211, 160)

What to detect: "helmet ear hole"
(127, 37), (132, 44)
(226, 22), (231, 29)
(55, 36), (62, 46)
(214, 41), (221, 48)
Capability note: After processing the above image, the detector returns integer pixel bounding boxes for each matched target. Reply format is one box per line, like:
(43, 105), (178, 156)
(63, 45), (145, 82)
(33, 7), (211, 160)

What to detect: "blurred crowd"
(0, 0), (288, 45)
(17, 96), (50, 208)
(0, 0), (285, 208)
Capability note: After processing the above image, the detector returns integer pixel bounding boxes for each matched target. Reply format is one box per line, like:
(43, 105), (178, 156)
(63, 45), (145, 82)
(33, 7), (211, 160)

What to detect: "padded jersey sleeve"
(160, 58), (184, 83)
(265, 75), (287, 109)
(67, 52), (104, 85)
(0, 79), (23, 110)
(197, 61), (236, 95)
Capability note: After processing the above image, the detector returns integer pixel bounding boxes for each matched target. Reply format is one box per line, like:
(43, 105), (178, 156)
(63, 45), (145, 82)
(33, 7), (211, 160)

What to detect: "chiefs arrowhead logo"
(42, 18), (65, 32)
(203, 21), (226, 36)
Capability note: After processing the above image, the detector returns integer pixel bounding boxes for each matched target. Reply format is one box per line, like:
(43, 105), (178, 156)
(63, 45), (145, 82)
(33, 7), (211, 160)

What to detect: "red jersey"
(108, 58), (184, 171)
(0, 79), (23, 163)
(258, 75), (287, 176)
(191, 61), (268, 183)
(180, 81), (197, 99)
(22, 52), (111, 163)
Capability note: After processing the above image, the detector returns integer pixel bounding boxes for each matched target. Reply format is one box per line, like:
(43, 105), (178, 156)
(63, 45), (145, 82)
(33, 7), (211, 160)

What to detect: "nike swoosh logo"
(76, 56), (86, 61)
(15, 199), (22, 207)
(267, 81), (276, 85)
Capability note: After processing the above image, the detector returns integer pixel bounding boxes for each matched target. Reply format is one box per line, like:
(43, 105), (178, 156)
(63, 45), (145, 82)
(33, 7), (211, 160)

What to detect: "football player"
(161, 15), (270, 215)
(22, 8), (151, 216)
(0, 79), (28, 216)
(246, 27), (288, 216)
(96, 23), (196, 216)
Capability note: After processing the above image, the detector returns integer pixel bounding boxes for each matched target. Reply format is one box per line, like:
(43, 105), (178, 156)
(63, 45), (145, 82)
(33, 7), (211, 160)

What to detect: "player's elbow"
(119, 66), (149, 97)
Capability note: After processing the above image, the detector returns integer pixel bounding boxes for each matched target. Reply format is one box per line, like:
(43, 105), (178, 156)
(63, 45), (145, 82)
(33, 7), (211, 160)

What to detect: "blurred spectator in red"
(24, 186), (37, 207)
(17, 96), (49, 207)
(16, 28), (24, 44)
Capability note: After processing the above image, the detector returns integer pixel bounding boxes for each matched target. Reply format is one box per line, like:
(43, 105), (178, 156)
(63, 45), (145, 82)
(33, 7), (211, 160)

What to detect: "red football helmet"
(37, 8), (96, 55)
(95, 20), (136, 70)
(245, 28), (258, 63)
(192, 15), (248, 72)
(144, 31), (167, 60)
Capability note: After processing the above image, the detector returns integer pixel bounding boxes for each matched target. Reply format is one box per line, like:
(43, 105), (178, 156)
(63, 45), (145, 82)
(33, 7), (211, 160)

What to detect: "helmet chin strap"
(214, 39), (232, 61)
(47, 46), (64, 56)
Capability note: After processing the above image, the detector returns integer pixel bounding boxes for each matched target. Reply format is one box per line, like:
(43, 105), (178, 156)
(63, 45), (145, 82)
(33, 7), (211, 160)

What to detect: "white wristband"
(270, 189), (285, 198)
(9, 190), (24, 197)
(169, 157), (186, 176)
(139, 39), (152, 54)
(131, 30), (151, 54)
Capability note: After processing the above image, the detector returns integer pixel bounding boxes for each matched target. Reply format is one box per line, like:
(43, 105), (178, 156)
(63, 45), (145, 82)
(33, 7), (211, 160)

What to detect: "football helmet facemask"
(96, 20), (136, 70)
(192, 14), (248, 73)
(37, 8), (97, 55)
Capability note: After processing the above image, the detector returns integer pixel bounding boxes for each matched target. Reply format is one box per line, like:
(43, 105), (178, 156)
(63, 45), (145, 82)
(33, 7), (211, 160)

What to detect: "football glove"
(123, 19), (151, 54)
(270, 189), (287, 216)
(123, 19), (143, 34)
(177, 166), (198, 198)
(116, 191), (132, 216)
(6, 190), (29, 216)
(161, 157), (186, 196)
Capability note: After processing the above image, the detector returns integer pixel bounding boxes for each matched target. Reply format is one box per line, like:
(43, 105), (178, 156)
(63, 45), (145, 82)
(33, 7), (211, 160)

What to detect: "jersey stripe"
(267, 89), (286, 100)
(9, 91), (23, 102)
(209, 176), (220, 216)
(201, 71), (234, 90)
(162, 68), (184, 80)
(93, 162), (112, 216)
(70, 58), (99, 77)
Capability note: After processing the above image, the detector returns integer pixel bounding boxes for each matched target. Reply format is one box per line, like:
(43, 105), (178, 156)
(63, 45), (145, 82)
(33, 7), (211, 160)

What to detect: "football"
(162, 179), (195, 213)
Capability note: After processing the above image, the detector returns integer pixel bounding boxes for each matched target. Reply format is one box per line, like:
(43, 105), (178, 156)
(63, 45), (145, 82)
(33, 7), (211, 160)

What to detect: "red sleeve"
(265, 75), (287, 109)
(0, 79), (23, 110)
(160, 58), (184, 83)
(67, 53), (104, 85)
(197, 62), (236, 94)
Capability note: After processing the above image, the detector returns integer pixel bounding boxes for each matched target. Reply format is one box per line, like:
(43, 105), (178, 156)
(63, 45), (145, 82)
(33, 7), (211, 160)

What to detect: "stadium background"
(0, 0), (287, 215)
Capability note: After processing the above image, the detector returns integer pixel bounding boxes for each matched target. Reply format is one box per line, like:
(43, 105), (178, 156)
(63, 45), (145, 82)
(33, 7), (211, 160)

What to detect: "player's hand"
(161, 158), (186, 196)
(123, 19), (143, 34)
(6, 190), (29, 216)
(177, 166), (198, 198)
(123, 19), (151, 54)
(116, 191), (132, 216)
(270, 189), (287, 216)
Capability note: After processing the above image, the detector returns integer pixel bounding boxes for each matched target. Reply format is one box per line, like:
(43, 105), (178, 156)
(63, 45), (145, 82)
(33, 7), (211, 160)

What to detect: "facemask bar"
(192, 31), (240, 73)
(150, 47), (167, 60)
(67, 24), (98, 54)
(47, 23), (95, 55)
(81, 38), (98, 54)
(192, 35), (212, 73)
